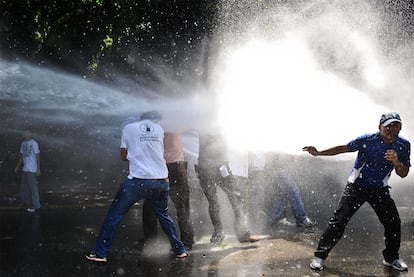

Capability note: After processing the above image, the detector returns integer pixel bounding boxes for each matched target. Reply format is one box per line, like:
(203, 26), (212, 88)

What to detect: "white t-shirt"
(20, 139), (40, 173)
(121, 119), (168, 179)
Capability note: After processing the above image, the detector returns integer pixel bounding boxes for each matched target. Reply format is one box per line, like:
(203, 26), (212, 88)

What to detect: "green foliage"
(82, 0), (104, 7)
(0, 0), (220, 80)
(102, 35), (113, 49)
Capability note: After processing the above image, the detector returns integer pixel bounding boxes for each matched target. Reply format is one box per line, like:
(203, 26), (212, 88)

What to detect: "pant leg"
(93, 179), (142, 257)
(220, 175), (249, 239)
(149, 180), (186, 255)
(27, 172), (41, 210)
(168, 162), (194, 247)
(266, 171), (288, 222)
(368, 187), (401, 262)
(20, 172), (31, 207)
(267, 194), (287, 222)
(315, 183), (365, 260)
(278, 170), (307, 223)
(142, 200), (158, 239)
(197, 165), (223, 235)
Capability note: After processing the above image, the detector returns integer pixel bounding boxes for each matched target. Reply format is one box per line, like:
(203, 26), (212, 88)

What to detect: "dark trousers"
(315, 183), (401, 262)
(197, 164), (249, 240)
(143, 161), (194, 247)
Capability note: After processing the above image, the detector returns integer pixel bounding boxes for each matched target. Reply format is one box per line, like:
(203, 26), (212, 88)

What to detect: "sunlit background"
(210, 0), (414, 155)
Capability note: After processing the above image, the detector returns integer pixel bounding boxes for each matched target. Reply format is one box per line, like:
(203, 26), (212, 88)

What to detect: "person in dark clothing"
(303, 112), (410, 272)
(196, 131), (257, 244)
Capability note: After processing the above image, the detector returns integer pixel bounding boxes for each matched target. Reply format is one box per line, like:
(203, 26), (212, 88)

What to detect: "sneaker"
(297, 217), (317, 228)
(310, 257), (324, 271)
(383, 259), (408, 271)
(26, 208), (35, 212)
(277, 218), (295, 226)
(210, 233), (225, 244)
(175, 252), (188, 259)
(85, 253), (107, 263)
(238, 232), (260, 243)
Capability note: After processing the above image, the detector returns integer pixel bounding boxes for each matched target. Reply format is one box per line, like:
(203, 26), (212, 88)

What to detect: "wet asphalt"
(0, 165), (414, 277)
(1, 182), (414, 277)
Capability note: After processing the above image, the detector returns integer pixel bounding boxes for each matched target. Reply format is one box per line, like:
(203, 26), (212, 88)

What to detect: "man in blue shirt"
(303, 112), (410, 272)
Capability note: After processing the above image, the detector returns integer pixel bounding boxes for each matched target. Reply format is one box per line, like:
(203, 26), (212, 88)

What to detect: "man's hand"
(384, 149), (399, 163)
(385, 149), (409, 177)
(302, 146), (319, 156)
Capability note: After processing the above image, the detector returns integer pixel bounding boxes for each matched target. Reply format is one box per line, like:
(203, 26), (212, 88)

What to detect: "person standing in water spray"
(85, 111), (187, 263)
(196, 130), (259, 244)
(261, 153), (317, 229)
(303, 112), (410, 272)
(14, 130), (41, 212)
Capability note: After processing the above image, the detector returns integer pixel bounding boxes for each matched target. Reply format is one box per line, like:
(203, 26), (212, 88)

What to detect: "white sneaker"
(85, 253), (107, 263)
(383, 259), (408, 271)
(277, 218), (295, 226)
(310, 257), (324, 271)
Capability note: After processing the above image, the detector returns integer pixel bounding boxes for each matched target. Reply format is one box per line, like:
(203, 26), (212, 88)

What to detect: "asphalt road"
(1, 193), (414, 277)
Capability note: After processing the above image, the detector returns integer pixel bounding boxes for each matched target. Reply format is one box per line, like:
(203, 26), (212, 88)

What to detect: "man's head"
(380, 112), (402, 127)
(140, 111), (162, 123)
(379, 112), (402, 143)
(22, 130), (32, 140)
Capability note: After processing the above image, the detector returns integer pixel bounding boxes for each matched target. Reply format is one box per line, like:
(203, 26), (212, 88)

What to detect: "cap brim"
(382, 118), (402, 126)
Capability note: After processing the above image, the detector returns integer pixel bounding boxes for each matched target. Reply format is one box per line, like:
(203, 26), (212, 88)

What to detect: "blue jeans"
(143, 161), (194, 247)
(267, 169), (307, 224)
(93, 178), (185, 257)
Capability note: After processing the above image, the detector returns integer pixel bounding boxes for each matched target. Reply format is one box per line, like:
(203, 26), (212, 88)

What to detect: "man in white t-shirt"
(86, 111), (187, 263)
(14, 130), (41, 212)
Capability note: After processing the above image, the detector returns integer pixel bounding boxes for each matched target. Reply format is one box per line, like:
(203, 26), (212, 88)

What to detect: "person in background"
(85, 111), (187, 263)
(196, 131), (258, 244)
(265, 154), (317, 228)
(142, 132), (195, 250)
(14, 130), (41, 212)
(303, 112), (410, 272)
(248, 153), (316, 229)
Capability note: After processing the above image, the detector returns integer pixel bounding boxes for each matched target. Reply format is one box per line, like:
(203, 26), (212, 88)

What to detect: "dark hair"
(140, 111), (162, 121)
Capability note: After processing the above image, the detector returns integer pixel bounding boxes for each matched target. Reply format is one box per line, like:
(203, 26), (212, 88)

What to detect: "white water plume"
(0, 59), (213, 147)
(210, 0), (414, 155)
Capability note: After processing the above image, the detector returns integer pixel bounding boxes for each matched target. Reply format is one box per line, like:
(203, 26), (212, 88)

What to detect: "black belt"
(167, 161), (187, 165)
(133, 177), (168, 181)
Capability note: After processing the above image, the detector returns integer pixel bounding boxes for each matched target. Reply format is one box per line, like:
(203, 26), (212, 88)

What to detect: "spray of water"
(0, 58), (215, 186)
(200, 1), (414, 235)
(209, 0), (414, 156)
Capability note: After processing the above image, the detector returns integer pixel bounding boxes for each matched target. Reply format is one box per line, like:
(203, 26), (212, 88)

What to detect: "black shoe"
(238, 231), (260, 243)
(297, 217), (317, 228)
(239, 235), (260, 243)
